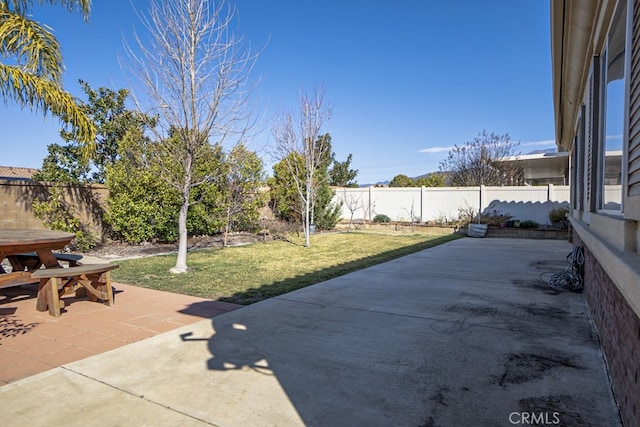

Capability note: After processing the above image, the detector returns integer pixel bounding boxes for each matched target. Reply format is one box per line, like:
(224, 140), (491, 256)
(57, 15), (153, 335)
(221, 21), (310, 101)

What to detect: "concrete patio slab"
(0, 238), (621, 426)
(0, 282), (241, 385)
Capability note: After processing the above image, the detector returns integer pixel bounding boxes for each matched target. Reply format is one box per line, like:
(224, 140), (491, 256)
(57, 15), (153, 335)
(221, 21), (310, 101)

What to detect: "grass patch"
(111, 231), (463, 305)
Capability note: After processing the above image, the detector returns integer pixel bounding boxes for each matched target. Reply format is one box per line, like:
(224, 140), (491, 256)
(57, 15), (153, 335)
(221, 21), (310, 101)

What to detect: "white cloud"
(521, 139), (556, 147)
(420, 138), (559, 154)
(419, 146), (455, 154)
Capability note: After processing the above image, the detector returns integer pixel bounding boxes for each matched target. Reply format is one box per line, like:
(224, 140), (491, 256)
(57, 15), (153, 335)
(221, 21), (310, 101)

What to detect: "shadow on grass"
(219, 234), (463, 305)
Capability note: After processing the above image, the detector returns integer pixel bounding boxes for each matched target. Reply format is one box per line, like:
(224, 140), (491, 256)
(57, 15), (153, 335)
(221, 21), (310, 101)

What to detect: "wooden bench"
(10, 252), (107, 269)
(52, 252), (83, 266)
(53, 252), (110, 266)
(31, 263), (119, 317)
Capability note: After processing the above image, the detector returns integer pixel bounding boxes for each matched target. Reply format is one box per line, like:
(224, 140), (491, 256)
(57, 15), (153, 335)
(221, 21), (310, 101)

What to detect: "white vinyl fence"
(332, 185), (570, 226)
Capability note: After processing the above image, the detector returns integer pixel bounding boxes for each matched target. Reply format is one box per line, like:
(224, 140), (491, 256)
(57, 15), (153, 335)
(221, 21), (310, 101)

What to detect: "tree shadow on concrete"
(172, 235), (619, 427)
(177, 300), (242, 319)
(0, 310), (39, 344)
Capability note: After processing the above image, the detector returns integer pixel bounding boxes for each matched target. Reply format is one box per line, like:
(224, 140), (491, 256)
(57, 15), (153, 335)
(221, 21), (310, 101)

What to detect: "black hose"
(540, 246), (585, 292)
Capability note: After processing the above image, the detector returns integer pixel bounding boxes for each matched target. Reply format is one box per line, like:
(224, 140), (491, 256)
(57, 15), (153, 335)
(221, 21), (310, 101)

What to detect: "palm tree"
(0, 0), (95, 151)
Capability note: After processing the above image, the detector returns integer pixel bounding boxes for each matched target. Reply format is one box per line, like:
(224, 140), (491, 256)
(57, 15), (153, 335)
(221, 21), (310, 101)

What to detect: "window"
(626, 0), (640, 220)
(601, 0), (627, 213)
(574, 105), (585, 211)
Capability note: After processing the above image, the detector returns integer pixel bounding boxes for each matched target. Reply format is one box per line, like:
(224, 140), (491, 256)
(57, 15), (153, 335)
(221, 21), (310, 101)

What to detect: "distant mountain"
(412, 172), (441, 180)
(358, 151), (557, 187)
(359, 171), (447, 187)
(359, 180), (389, 187)
(526, 148), (557, 155)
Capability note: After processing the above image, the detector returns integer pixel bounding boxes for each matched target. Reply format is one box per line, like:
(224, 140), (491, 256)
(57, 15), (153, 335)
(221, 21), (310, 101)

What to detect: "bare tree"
(439, 130), (523, 186)
(124, 0), (257, 273)
(403, 201), (417, 232)
(272, 87), (332, 247)
(341, 189), (365, 229)
(364, 198), (377, 224)
(220, 143), (265, 247)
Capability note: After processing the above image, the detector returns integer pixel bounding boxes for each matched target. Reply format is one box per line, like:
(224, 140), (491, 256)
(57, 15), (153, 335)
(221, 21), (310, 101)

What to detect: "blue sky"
(1, 0), (555, 185)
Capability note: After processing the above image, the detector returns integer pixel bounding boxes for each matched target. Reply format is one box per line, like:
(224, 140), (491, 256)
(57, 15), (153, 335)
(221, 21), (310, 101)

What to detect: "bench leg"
(36, 279), (48, 312)
(36, 278), (62, 317)
(79, 272), (114, 306)
(48, 277), (62, 317)
(91, 271), (114, 306)
(34, 268), (116, 316)
(104, 271), (114, 306)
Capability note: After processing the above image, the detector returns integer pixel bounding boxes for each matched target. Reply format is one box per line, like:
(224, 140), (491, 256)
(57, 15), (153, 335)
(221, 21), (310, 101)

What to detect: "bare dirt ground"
(76, 233), (265, 261)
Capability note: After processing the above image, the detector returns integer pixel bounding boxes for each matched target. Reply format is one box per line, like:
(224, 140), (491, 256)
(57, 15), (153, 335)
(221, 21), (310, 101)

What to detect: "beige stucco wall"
(0, 179), (108, 239)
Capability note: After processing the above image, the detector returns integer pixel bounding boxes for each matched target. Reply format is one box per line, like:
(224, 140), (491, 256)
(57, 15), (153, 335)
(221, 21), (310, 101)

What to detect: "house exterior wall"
(572, 232), (640, 427)
(552, 1), (640, 424)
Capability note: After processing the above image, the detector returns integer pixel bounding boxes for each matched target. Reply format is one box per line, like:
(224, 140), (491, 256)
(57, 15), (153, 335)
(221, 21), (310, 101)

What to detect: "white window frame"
(598, 0), (630, 215)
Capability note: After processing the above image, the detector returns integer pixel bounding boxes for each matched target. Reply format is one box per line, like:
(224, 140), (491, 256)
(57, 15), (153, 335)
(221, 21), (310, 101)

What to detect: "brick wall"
(573, 232), (640, 426)
(0, 179), (108, 239)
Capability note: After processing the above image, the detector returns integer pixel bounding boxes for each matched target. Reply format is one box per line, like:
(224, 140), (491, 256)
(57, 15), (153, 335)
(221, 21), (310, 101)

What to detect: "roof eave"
(551, 0), (616, 152)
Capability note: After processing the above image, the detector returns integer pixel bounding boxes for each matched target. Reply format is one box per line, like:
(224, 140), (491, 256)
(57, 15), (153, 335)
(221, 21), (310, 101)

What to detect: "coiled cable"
(540, 246), (585, 292)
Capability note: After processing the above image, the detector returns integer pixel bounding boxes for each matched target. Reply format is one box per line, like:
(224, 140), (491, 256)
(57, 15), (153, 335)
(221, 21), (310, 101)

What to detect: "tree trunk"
(171, 196), (189, 273)
(304, 184), (311, 247)
(171, 157), (193, 274)
(310, 187), (315, 226)
(223, 212), (230, 247)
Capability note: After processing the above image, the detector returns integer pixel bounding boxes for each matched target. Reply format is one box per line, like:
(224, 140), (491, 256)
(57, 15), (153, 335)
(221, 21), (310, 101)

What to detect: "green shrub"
(315, 201), (343, 230)
(478, 209), (513, 227)
(455, 205), (477, 226)
(313, 177), (343, 230)
(32, 185), (97, 252)
(268, 149), (341, 231)
(105, 139), (262, 243)
(373, 214), (391, 223)
(518, 220), (539, 229)
(105, 165), (181, 243)
(549, 206), (569, 228)
(72, 230), (98, 252)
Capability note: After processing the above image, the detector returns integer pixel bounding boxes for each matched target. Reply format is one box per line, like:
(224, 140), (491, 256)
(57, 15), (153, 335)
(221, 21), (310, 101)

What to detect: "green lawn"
(111, 231), (463, 305)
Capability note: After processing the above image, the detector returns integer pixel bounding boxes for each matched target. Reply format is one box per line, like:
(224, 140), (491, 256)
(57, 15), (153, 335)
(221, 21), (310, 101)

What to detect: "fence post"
(368, 186), (373, 222)
(548, 184), (554, 201)
(480, 185), (486, 215)
(420, 186), (426, 222)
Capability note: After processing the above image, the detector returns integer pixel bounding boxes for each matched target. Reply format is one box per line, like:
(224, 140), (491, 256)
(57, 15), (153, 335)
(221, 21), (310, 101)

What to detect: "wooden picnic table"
(0, 229), (75, 289)
(0, 229), (118, 316)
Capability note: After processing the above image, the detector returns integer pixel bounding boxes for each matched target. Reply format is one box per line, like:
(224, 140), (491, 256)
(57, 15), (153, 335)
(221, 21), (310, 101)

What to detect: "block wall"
(0, 179), (108, 239)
